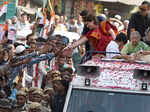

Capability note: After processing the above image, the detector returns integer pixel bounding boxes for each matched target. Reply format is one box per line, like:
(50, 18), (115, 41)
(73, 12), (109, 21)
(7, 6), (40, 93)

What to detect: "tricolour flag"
(46, 0), (55, 35)
(0, 1), (8, 17)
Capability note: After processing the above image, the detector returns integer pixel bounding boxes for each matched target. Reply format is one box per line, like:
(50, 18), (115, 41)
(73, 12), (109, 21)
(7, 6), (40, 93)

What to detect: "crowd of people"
(0, 1), (150, 112)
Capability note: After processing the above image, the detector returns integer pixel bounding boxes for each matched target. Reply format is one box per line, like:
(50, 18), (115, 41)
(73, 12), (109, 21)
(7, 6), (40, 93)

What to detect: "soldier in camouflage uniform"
(43, 88), (54, 109)
(28, 102), (41, 112)
(27, 87), (39, 105)
(0, 99), (12, 112)
(27, 88), (51, 112)
(12, 90), (28, 112)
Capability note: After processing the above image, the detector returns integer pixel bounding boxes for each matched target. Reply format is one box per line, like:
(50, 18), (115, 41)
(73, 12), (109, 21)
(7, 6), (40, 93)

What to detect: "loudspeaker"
(133, 69), (150, 80)
(77, 65), (100, 78)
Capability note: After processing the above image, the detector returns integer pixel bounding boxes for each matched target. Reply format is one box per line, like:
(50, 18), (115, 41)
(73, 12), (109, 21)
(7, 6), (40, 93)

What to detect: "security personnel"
(28, 102), (41, 112)
(45, 70), (61, 88)
(12, 90), (28, 112)
(0, 99), (12, 112)
(28, 87), (39, 104)
(51, 77), (66, 112)
(28, 88), (51, 112)
(50, 70), (61, 79)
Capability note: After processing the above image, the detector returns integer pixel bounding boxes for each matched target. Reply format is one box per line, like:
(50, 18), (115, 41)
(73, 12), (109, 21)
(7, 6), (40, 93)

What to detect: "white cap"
(15, 45), (25, 54)
(114, 22), (119, 27)
(115, 15), (121, 20)
(124, 20), (129, 24)
(104, 8), (108, 11)
(100, 14), (107, 19)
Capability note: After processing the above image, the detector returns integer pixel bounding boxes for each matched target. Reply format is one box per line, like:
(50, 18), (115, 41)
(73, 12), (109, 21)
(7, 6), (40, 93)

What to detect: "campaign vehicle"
(63, 57), (150, 112)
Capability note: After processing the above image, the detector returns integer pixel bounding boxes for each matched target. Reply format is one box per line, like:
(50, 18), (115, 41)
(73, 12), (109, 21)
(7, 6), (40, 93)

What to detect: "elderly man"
(121, 31), (150, 55)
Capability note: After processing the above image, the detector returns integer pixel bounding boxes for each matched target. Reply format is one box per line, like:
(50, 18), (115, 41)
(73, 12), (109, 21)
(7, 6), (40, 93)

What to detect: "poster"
(8, 24), (17, 42)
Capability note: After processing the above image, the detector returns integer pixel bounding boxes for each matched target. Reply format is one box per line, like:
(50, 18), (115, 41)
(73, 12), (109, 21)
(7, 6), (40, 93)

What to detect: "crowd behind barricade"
(0, 1), (150, 112)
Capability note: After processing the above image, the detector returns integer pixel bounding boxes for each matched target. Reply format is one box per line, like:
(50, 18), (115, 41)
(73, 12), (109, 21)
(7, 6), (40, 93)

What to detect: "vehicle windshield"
(66, 88), (150, 112)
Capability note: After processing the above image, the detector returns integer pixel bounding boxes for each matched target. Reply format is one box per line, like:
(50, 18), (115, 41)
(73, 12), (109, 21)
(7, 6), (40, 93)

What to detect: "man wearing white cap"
(15, 45), (26, 55)
(15, 45), (33, 87)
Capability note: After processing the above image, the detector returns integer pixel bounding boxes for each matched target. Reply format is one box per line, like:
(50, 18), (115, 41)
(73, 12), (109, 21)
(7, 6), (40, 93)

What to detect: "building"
(95, 0), (150, 19)
(63, 0), (95, 18)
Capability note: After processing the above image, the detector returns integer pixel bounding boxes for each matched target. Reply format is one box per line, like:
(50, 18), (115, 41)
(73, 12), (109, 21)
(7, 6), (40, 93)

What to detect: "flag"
(46, 0), (55, 35)
(0, 1), (8, 17)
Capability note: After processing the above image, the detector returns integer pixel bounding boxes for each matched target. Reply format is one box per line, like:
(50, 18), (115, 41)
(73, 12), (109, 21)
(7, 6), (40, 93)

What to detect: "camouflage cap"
(28, 102), (41, 110)
(52, 76), (62, 81)
(43, 94), (49, 98)
(20, 87), (29, 93)
(16, 90), (26, 97)
(44, 88), (54, 93)
(51, 70), (61, 76)
(32, 90), (43, 96)
(28, 87), (39, 93)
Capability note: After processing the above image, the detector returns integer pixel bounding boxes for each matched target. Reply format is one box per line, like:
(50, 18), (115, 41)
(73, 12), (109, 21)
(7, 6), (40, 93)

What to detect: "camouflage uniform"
(12, 104), (28, 112)
(0, 99), (12, 112)
(28, 102), (41, 112)
(28, 102), (51, 112)
(27, 88), (51, 112)
(12, 90), (28, 112)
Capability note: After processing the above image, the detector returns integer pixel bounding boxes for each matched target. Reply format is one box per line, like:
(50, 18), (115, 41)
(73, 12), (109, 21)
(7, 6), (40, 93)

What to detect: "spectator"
(76, 15), (84, 35)
(66, 16), (77, 32)
(8, 83), (22, 102)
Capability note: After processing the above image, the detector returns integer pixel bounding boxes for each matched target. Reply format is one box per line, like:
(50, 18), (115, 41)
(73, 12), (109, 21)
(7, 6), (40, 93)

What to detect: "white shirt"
(76, 22), (84, 35)
(16, 21), (32, 44)
(106, 41), (120, 59)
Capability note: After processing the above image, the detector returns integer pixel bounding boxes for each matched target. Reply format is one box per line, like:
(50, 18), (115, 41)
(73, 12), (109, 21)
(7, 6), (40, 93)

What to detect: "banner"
(0, 1), (8, 17)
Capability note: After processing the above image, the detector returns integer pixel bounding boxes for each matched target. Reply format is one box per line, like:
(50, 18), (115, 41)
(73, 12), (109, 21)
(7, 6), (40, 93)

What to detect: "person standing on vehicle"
(127, 1), (150, 40)
(106, 33), (128, 59)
